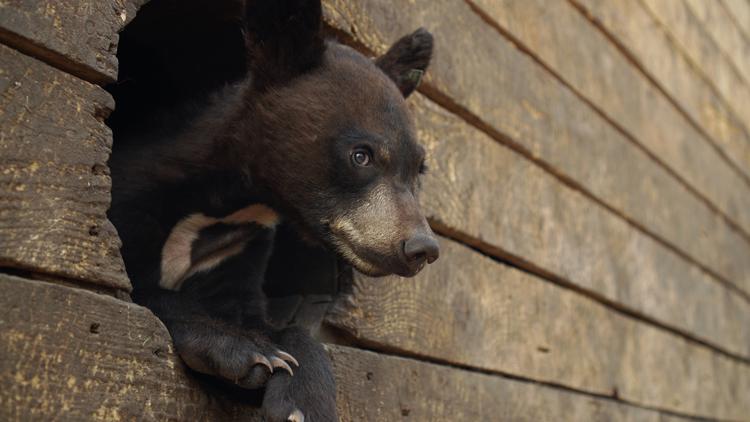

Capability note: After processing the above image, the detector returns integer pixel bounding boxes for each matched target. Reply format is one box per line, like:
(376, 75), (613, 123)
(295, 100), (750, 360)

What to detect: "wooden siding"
(1, 0), (749, 420)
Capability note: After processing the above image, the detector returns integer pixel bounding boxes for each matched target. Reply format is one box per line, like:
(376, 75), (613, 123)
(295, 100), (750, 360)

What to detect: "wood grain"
(407, 92), (750, 360)
(328, 345), (690, 422)
(0, 0), (145, 84)
(684, 0), (750, 86)
(571, 0), (750, 147)
(322, 0), (750, 297)
(469, 0), (750, 294)
(0, 272), (699, 421)
(326, 239), (750, 419)
(0, 45), (129, 290)
(721, 0), (750, 40)
(638, 0), (750, 133)
(473, 0), (750, 184)
(0, 274), (262, 421)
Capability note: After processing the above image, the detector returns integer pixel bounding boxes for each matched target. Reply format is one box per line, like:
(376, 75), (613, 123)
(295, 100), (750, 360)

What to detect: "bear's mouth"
(328, 234), (392, 277)
(319, 220), (404, 277)
(325, 227), (426, 278)
(305, 218), (423, 278)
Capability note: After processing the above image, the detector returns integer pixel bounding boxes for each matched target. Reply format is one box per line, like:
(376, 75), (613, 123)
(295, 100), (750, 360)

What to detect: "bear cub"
(108, 0), (438, 420)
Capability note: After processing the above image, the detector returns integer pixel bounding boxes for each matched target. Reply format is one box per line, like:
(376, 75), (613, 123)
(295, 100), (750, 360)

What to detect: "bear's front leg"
(155, 211), (303, 389)
(262, 326), (338, 422)
(139, 288), (299, 390)
(149, 205), (337, 420)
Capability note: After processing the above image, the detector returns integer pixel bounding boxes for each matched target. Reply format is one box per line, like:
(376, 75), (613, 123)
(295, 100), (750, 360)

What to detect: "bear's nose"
(403, 234), (440, 267)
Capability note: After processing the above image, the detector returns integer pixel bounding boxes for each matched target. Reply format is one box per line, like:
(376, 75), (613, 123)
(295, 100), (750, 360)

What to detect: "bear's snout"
(400, 232), (440, 275)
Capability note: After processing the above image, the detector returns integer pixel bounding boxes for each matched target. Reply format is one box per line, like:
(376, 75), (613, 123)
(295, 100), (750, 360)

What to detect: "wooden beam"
(0, 0), (145, 84)
(571, 0), (750, 140)
(322, 0), (750, 297)
(470, 0), (750, 295)
(0, 273), (702, 421)
(470, 0), (750, 189)
(636, 0), (750, 135)
(0, 274), (261, 421)
(721, 0), (750, 40)
(329, 345), (695, 421)
(326, 238), (750, 419)
(406, 93), (750, 360)
(684, 0), (750, 85)
(0, 45), (129, 291)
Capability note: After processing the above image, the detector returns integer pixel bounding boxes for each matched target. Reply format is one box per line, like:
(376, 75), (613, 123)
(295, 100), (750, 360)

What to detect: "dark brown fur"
(108, 1), (436, 420)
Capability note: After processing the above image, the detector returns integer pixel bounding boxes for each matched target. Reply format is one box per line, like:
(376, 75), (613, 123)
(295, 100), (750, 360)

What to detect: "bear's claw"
(251, 352), (273, 373)
(287, 409), (304, 422)
(270, 356), (295, 376)
(276, 350), (299, 367)
(249, 350), (298, 377)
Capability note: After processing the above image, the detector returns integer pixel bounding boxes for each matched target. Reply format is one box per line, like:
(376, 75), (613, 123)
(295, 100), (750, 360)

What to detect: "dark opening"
(106, 0), (344, 329)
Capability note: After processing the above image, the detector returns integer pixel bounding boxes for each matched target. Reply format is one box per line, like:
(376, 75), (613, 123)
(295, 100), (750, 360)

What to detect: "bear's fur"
(108, 0), (437, 420)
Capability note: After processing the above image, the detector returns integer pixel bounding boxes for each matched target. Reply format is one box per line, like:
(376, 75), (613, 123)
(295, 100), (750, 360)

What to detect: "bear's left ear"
(375, 28), (434, 98)
(244, 0), (326, 90)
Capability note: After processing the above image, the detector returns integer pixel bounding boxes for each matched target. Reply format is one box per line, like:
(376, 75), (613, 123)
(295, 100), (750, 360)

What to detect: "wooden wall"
(1, 0), (749, 420)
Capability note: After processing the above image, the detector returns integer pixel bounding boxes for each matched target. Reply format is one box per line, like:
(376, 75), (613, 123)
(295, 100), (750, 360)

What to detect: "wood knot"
(91, 164), (108, 176)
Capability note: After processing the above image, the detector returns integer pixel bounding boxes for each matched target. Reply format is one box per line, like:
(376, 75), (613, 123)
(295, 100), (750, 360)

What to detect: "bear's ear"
(375, 28), (434, 98)
(244, 0), (325, 90)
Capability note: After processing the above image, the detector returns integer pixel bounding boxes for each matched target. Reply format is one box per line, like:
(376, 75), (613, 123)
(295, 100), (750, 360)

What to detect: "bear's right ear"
(376, 28), (434, 98)
(244, 0), (325, 90)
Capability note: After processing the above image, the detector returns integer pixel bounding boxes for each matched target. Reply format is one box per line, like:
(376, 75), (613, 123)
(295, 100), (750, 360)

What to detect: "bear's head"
(236, 0), (438, 277)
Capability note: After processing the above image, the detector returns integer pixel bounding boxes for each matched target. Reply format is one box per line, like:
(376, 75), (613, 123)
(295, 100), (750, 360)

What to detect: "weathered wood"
(0, 274), (262, 421)
(565, 0), (750, 180)
(572, 0), (750, 143)
(721, 0), (750, 40)
(0, 0), (145, 84)
(469, 0), (750, 260)
(0, 45), (129, 290)
(684, 0), (750, 86)
(638, 0), (750, 132)
(322, 0), (750, 296)
(408, 93), (750, 361)
(329, 345), (691, 422)
(468, 0), (750, 293)
(0, 272), (701, 421)
(326, 239), (750, 419)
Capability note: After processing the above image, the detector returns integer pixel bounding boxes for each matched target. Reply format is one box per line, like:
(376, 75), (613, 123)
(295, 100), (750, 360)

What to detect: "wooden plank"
(326, 239), (750, 419)
(570, 0), (750, 180)
(322, 0), (750, 296)
(412, 93), (750, 361)
(0, 273), (695, 421)
(0, 0), (145, 84)
(467, 0), (750, 269)
(722, 0), (750, 40)
(685, 0), (750, 85)
(400, 71), (750, 356)
(0, 45), (129, 291)
(638, 0), (750, 130)
(0, 274), (261, 421)
(328, 345), (691, 422)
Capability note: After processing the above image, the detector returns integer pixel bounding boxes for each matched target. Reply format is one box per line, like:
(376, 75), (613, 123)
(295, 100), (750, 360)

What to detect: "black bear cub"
(108, 0), (437, 420)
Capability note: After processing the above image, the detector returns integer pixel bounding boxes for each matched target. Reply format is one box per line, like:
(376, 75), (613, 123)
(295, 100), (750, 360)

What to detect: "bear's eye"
(351, 149), (372, 167)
